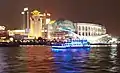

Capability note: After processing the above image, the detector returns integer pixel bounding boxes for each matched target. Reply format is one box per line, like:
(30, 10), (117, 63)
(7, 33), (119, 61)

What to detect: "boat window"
(73, 40), (75, 42)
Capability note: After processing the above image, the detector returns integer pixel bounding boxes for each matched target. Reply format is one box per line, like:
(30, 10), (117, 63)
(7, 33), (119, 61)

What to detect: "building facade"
(29, 10), (51, 39)
(74, 23), (107, 43)
(50, 20), (108, 43)
(51, 20), (75, 40)
(29, 10), (42, 39)
(21, 7), (30, 33)
(74, 23), (106, 36)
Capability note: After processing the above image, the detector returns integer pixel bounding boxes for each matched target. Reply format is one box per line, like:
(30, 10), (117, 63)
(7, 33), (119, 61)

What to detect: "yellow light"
(49, 20), (56, 24)
(31, 10), (40, 16)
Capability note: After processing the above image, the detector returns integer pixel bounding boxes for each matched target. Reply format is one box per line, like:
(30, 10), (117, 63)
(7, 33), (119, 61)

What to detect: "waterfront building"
(0, 26), (8, 38)
(21, 7), (29, 33)
(74, 23), (109, 43)
(51, 19), (76, 40)
(74, 23), (107, 43)
(0, 26), (5, 30)
(29, 10), (51, 39)
(19, 8), (117, 43)
(8, 30), (26, 36)
(50, 20), (115, 43)
(47, 20), (56, 39)
(29, 10), (42, 39)
(8, 30), (28, 40)
(74, 23), (106, 36)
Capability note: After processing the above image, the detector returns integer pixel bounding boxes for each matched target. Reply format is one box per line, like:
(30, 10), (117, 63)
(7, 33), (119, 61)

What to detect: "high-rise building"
(29, 10), (51, 39)
(29, 10), (42, 39)
(21, 7), (30, 33)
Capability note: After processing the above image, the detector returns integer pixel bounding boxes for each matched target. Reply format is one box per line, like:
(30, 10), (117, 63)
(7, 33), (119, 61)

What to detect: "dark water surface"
(0, 46), (120, 73)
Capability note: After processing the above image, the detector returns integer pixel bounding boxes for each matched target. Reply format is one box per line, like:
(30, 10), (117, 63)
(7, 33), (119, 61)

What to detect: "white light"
(111, 44), (117, 47)
(0, 26), (5, 30)
(47, 13), (51, 16)
(46, 18), (50, 24)
(112, 38), (117, 42)
(24, 7), (28, 11)
(10, 38), (14, 42)
(21, 12), (25, 14)
(13, 30), (25, 32)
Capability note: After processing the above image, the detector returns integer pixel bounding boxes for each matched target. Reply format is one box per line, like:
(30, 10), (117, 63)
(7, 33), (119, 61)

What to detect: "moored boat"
(51, 38), (90, 49)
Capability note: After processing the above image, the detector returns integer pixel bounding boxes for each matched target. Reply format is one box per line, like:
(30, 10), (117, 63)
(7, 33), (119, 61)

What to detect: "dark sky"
(0, 0), (120, 36)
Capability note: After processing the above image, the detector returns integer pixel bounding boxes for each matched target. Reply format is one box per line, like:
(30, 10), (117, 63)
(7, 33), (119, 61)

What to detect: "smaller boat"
(51, 38), (90, 49)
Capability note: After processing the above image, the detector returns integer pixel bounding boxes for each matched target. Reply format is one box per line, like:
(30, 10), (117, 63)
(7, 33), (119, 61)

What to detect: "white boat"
(51, 38), (90, 49)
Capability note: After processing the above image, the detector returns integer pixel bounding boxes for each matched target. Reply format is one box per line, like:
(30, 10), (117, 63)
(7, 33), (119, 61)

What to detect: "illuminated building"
(21, 7), (29, 33)
(74, 23), (107, 43)
(8, 30), (28, 40)
(74, 23), (106, 36)
(47, 20), (56, 39)
(19, 8), (116, 43)
(41, 10), (51, 38)
(8, 30), (26, 36)
(53, 31), (68, 40)
(29, 10), (42, 39)
(51, 20), (75, 40)
(50, 20), (114, 43)
(0, 26), (8, 38)
(29, 10), (51, 39)
(0, 26), (5, 30)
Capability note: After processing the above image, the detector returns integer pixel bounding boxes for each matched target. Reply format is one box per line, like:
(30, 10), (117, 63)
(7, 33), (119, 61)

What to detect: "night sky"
(0, 0), (120, 36)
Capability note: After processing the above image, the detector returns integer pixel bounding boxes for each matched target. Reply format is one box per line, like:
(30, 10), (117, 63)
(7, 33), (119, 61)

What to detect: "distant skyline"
(0, 0), (120, 36)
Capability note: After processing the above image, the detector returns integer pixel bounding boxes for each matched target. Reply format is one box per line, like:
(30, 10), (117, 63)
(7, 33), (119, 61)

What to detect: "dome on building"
(53, 19), (75, 32)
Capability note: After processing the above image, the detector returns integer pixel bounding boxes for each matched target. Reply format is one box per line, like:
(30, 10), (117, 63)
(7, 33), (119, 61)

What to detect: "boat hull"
(52, 45), (90, 49)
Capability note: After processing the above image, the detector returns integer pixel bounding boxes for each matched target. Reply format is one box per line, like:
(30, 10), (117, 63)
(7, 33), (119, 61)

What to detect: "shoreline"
(0, 41), (118, 47)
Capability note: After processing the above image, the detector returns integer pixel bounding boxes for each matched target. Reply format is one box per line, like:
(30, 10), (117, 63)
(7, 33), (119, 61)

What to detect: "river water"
(0, 45), (120, 73)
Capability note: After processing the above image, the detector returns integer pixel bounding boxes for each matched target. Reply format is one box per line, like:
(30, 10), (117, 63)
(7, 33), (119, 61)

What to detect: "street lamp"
(21, 12), (25, 15)
(24, 7), (28, 11)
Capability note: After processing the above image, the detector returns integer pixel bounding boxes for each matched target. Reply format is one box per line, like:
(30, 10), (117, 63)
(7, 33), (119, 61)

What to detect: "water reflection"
(0, 46), (120, 73)
(52, 48), (91, 73)
(25, 46), (54, 73)
(88, 47), (120, 73)
(0, 47), (27, 73)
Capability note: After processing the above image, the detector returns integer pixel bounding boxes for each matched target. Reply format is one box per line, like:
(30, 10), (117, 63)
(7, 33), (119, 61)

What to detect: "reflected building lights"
(0, 53), (8, 73)
(25, 46), (54, 73)
(52, 48), (91, 73)
(110, 47), (117, 59)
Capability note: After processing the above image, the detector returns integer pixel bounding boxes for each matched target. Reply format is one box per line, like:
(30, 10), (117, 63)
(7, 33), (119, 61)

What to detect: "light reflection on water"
(52, 48), (90, 73)
(0, 46), (120, 73)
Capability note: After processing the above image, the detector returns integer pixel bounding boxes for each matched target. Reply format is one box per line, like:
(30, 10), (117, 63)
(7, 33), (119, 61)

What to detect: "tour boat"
(51, 38), (90, 49)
